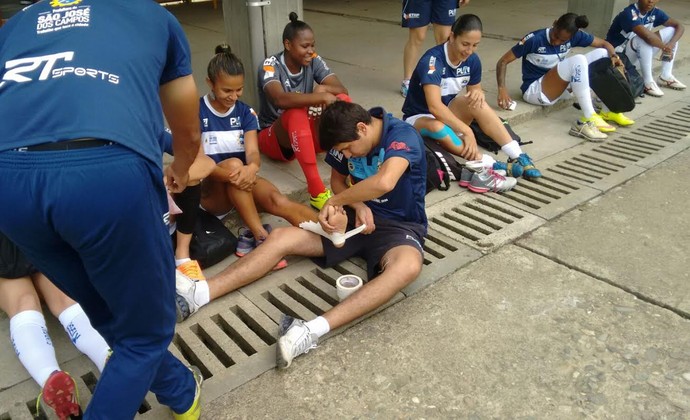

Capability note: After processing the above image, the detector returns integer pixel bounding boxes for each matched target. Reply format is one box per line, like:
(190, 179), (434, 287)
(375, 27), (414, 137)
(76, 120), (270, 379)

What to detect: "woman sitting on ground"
(257, 12), (351, 210)
(496, 13), (632, 143)
(196, 45), (317, 266)
(402, 14), (540, 194)
(606, 0), (685, 97)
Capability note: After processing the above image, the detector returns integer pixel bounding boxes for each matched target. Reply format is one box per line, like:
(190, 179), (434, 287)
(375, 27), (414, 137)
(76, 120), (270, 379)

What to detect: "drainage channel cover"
(590, 102), (690, 169)
(424, 194), (544, 252)
(483, 170), (601, 220)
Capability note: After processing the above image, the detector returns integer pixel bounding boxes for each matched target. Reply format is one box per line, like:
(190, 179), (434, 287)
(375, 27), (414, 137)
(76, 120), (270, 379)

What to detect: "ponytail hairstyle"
(451, 14), (483, 37)
(554, 13), (589, 34)
(282, 12), (312, 42)
(207, 44), (244, 83)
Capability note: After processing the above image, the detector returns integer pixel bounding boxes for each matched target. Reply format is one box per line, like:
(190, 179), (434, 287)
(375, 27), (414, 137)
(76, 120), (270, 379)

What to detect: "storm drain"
(590, 103), (690, 167)
(483, 173), (601, 220)
(426, 196), (544, 251)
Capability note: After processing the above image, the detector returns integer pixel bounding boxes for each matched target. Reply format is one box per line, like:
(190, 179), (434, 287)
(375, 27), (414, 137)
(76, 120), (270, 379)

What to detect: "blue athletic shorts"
(315, 208), (425, 280)
(402, 0), (458, 28)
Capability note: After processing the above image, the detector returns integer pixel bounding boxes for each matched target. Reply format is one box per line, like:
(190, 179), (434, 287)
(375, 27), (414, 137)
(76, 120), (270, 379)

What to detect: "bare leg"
(33, 273), (76, 316)
(449, 95), (513, 145)
(208, 227), (324, 300)
(252, 178), (317, 226)
(0, 275), (41, 316)
(403, 26), (428, 80)
(322, 245), (423, 330)
(432, 23), (451, 44)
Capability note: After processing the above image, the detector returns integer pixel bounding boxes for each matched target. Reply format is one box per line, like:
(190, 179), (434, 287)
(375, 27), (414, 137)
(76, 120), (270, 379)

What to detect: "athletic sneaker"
(459, 167), (474, 187)
(467, 168), (517, 193)
(235, 227), (256, 257)
(512, 153), (541, 179)
(172, 366), (203, 420)
(175, 271), (203, 322)
(569, 120), (608, 142)
(177, 260), (206, 281)
(491, 160), (524, 178)
(236, 225), (288, 269)
(599, 111), (635, 127)
(584, 114), (616, 133)
(400, 79), (410, 98)
(37, 370), (81, 420)
(644, 81), (664, 97)
(658, 75), (687, 90)
(309, 189), (332, 210)
(276, 314), (318, 369)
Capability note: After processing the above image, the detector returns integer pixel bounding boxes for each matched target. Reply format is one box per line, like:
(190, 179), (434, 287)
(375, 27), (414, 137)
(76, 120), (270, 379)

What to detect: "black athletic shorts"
(0, 231), (36, 279)
(315, 207), (425, 280)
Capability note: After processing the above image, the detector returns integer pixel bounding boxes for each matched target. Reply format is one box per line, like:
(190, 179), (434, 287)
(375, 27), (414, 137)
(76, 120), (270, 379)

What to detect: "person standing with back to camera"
(257, 12), (351, 211)
(401, 0), (471, 97)
(0, 0), (203, 418)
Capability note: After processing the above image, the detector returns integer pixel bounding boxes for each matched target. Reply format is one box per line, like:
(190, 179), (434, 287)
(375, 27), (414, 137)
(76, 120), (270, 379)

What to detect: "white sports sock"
(10, 310), (59, 388)
(500, 140), (522, 160)
(195, 280), (211, 306)
(557, 54), (595, 118)
(658, 27), (678, 80)
(635, 37), (656, 85)
(58, 304), (111, 372)
(175, 258), (191, 267)
(305, 316), (330, 338)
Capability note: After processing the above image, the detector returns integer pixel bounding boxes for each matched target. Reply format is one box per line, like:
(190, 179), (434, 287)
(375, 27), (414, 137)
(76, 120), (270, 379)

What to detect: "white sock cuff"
(57, 303), (84, 327)
(175, 258), (191, 267)
(305, 316), (330, 338)
(196, 280), (211, 306)
(10, 310), (45, 329)
(500, 140), (522, 160)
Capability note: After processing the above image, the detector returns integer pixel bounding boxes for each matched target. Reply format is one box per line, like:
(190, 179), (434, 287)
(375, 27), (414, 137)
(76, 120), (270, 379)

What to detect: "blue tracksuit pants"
(0, 145), (195, 419)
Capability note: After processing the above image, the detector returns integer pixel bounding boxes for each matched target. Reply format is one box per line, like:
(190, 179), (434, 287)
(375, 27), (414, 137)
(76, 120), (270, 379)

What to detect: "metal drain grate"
(483, 173), (601, 220)
(591, 104), (690, 167)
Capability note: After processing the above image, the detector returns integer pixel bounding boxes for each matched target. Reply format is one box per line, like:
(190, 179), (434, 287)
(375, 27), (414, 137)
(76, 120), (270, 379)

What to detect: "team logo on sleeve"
(50, 0), (82, 7)
(427, 56), (436, 74)
(262, 57), (276, 80)
(387, 141), (410, 152)
(519, 33), (534, 45)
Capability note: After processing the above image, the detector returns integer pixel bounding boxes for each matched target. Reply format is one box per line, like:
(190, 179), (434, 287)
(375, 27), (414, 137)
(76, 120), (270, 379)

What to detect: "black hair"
(451, 14), (483, 36)
(207, 44), (244, 83)
(282, 12), (312, 42)
(319, 101), (372, 150)
(554, 13), (589, 34)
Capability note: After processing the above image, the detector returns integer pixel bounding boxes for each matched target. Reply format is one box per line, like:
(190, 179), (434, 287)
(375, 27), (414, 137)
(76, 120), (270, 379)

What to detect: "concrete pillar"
(567, 0), (632, 39)
(221, 0), (302, 108)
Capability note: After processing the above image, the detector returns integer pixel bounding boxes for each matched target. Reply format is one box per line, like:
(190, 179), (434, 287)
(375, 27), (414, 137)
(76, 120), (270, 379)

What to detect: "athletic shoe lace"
(178, 261), (204, 281)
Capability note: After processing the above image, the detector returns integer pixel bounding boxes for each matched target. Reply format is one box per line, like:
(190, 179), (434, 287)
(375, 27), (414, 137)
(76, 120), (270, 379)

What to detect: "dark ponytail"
(207, 44), (244, 82)
(554, 13), (589, 34)
(282, 12), (312, 42)
(451, 14), (483, 36)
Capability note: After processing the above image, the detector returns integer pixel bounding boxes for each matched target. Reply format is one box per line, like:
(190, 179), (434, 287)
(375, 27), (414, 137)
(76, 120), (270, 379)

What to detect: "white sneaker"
(569, 120), (607, 142)
(658, 75), (687, 90)
(276, 315), (318, 369)
(644, 81), (664, 97)
(175, 271), (203, 322)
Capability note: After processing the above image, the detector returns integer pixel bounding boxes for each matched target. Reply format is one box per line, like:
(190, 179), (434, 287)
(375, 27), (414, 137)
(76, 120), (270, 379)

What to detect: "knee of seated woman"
(218, 157), (244, 171)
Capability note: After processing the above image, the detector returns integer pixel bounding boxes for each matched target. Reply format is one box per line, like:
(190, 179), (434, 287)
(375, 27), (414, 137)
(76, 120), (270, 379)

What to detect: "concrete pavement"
(0, 1), (689, 418)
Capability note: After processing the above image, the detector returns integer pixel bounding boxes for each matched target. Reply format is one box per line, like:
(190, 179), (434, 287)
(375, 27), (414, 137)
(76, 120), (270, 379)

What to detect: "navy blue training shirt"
(0, 0), (192, 167)
(325, 107), (428, 230)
